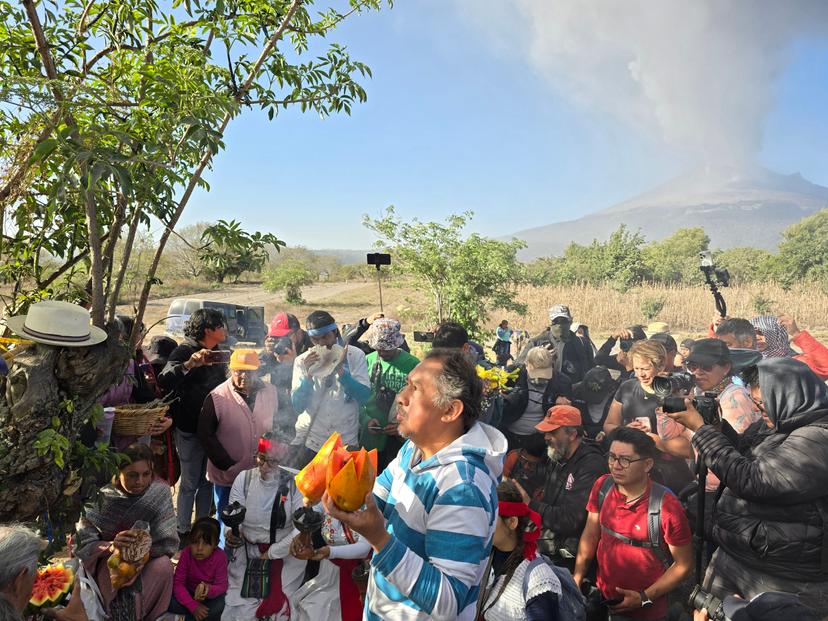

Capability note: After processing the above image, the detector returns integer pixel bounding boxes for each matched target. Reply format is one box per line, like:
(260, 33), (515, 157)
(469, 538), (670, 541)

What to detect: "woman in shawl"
(74, 443), (178, 621)
(667, 358), (828, 615)
(222, 432), (306, 621)
(750, 314), (828, 379)
(478, 480), (561, 620)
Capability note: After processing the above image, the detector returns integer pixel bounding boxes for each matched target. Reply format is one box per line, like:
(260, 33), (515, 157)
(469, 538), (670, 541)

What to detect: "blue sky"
(177, 1), (828, 250)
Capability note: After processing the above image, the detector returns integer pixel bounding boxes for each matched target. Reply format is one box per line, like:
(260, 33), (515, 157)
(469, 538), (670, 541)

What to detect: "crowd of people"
(1, 300), (828, 621)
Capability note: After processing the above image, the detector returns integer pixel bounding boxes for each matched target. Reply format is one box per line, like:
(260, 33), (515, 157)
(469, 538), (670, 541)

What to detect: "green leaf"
(30, 138), (58, 163)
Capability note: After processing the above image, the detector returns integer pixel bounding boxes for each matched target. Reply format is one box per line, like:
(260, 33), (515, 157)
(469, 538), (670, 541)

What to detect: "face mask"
(550, 320), (572, 340)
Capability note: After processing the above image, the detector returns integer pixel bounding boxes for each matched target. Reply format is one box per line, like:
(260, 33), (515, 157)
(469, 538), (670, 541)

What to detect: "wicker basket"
(112, 402), (170, 436)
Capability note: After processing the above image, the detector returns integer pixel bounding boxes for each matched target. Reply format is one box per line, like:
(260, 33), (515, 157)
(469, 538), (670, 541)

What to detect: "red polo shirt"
(586, 475), (691, 620)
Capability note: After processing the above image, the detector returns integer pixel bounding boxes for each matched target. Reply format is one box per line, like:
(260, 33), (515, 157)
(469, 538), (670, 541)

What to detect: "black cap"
(148, 335), (178, 362)
(724, 592), (819, 621)
(575, 366), (616, 404)
(686, 338), (730, 368)
(650, 332), (677, 352)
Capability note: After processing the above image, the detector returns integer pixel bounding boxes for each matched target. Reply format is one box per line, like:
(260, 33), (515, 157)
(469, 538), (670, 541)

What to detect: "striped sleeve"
(370, 471), (495, 620)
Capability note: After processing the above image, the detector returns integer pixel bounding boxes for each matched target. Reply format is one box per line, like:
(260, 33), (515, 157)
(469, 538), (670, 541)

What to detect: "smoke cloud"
(454, 1), (828, 165)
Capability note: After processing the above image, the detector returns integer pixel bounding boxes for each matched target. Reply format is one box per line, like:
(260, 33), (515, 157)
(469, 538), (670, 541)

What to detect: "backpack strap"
(243, 468), (252, 501)
(597, 479), (672, 570)
(647, 483), (672, 570)
(597, 475), (614, 512)
(521, 556), (549, 600)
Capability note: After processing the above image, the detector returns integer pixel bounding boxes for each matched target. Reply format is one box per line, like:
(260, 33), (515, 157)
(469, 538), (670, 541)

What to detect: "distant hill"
(311, 249), (370, 264)
(507, 166), (828, 260)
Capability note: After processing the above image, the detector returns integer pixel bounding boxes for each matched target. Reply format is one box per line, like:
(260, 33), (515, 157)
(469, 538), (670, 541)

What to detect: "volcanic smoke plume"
(456, 0), (828, 165)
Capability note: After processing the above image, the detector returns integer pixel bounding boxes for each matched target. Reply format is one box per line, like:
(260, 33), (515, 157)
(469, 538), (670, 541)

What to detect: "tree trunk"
(0, 331), (127, 522)
(111, 205), (142, 324)
(83, 188), (106, 327)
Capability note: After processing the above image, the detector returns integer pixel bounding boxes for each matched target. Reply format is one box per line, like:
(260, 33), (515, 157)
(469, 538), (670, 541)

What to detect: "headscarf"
(498, 501), (541, 560)
(750, 316), (797, 359)
(368, 318), (405, 351)
(757, 358), (828, 433)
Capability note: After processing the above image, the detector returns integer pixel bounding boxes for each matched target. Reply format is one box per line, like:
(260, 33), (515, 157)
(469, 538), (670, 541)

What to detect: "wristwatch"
(640, 590), (653, 608)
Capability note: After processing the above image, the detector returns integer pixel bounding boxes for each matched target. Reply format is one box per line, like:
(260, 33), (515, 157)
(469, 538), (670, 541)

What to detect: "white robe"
(221, 468), (306, 621)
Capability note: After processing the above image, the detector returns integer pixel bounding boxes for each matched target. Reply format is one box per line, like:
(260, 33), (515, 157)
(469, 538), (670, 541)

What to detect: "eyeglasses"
(255, 454), (279, 466)
(607, 453), (645, 469)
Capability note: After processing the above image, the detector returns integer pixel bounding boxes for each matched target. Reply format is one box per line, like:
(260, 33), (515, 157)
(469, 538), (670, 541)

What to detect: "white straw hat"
(5, 300), (107, 347)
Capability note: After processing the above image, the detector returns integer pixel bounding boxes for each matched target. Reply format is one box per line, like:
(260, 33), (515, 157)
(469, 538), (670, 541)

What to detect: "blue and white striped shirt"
(365, 422), (507, 620)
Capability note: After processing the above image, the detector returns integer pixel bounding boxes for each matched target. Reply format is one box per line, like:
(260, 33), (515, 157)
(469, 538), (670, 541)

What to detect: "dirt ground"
(121, 281), (377, 339)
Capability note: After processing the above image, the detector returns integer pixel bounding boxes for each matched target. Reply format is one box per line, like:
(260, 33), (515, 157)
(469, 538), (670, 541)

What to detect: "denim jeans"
(213, 484), (232, 549)
(175, 429), (213, 534)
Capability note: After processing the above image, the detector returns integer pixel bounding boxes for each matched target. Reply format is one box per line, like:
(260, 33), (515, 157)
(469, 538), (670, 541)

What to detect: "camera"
(699, 251), (730, 286)
(651, 374), (721, 425)
(273, 336), (293, 356)
(689, 586), (728, 621)
(413, 331), (434, 343)
(619, 337), (634, 352)
(366, 253), (391, 267)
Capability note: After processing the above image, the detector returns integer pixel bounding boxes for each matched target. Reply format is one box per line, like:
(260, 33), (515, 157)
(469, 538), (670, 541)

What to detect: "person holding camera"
(595, 326), (647, 382)
(666, 358), (828, 615)
(360, 318), (419, 470)
(516, 305), (594, 383)
(259, 312), (312, 438)
(158, 308), (230, 543)
(603, 340), (694, 493)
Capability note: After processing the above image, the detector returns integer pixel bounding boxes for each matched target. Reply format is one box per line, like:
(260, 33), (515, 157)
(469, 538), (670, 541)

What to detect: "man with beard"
(511, 405), (606, 572)
(516, 304), (594, 382)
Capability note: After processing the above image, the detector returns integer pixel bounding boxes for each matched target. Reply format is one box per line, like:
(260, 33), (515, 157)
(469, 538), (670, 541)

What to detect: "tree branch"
(132, 0), (304, 337)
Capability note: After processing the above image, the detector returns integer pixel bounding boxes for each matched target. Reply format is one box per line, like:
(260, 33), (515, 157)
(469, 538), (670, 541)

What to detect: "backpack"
(521, 555), (587, 621)
(596, 476), (672, 569)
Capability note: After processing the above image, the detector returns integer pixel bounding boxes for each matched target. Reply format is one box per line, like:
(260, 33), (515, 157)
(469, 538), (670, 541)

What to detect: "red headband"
(499, 501), (541, 560)
(258, 436), (289, 459)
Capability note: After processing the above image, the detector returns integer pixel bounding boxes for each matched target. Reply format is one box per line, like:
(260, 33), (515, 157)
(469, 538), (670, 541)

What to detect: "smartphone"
(634, 416), (652, 432)
(413, 331), (434, 343)
(601, 596), (624, 607)
(368, 422), (383, 432)
(206, 349), (232, 364)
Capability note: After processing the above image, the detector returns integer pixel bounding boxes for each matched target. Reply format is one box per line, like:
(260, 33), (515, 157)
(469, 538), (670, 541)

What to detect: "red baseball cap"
(268, 312), (300, 337)
(535, 405), (582, 433)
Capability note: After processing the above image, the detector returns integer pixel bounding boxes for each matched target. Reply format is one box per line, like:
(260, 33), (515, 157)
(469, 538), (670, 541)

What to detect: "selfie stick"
(367, 253), (391, 314)
(376, 264), (384, 314)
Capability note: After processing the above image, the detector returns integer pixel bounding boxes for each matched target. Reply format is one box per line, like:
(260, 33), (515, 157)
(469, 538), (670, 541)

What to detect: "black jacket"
(529, 439), (607, 553)
(693, 358), (828, 582)
(515, 328), (593, 383)
(157, 338), (228, 433)
(501, 367), (573, 429)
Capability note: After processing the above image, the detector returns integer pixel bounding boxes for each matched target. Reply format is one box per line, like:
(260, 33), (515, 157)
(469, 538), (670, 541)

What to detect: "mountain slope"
(509, 166), (828, 260)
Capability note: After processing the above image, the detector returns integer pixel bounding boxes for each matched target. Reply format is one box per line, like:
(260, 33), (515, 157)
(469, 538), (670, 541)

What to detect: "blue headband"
(307, 323), (337, 337)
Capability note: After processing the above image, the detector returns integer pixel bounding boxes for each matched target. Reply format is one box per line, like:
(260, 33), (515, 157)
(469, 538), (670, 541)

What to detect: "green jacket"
(360, 349), (419, 451)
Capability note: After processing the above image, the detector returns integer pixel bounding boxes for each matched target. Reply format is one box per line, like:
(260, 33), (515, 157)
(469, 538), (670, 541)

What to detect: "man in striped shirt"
(324, 348), (507, 620)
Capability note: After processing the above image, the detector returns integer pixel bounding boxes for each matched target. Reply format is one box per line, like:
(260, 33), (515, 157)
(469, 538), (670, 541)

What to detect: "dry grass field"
(138, 278), (828, 347)
(501, 282), (828, 341)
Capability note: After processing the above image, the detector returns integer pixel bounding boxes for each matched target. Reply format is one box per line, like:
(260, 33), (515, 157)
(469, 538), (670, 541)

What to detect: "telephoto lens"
(689, 585), (728, 621)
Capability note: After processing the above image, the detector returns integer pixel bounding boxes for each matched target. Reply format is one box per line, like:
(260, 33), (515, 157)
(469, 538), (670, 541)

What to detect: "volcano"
(509, 166), (828, 260)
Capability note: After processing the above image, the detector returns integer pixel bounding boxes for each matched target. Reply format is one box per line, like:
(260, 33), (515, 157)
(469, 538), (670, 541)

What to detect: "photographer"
(594, 326), (647, 381)
(258, 312), (311, 438)
(516, 304), (594, 382)
(158, 308), (229, 542)
(666, 358), (828, 615)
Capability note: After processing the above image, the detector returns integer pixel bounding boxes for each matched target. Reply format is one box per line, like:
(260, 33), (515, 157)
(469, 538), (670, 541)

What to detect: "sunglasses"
(686, 361), (715, 372)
